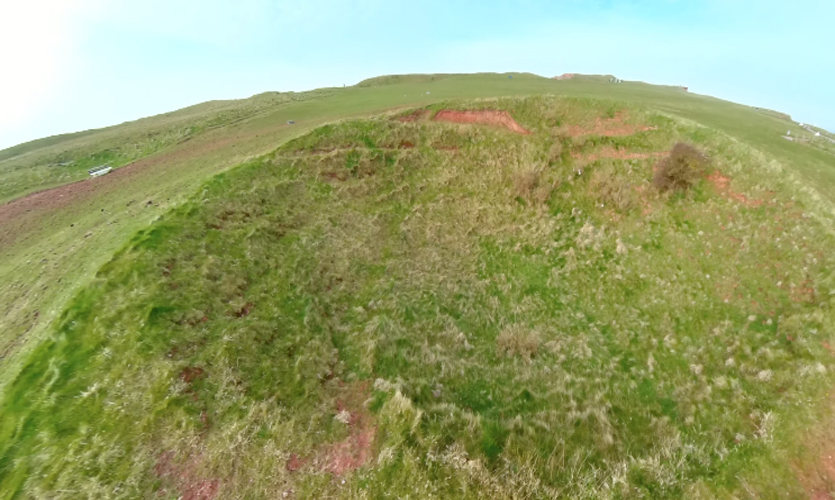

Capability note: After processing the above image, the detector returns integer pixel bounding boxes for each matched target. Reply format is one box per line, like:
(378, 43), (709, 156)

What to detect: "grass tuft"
(589, 167), (637, 211)
(496, 325), (541, 363)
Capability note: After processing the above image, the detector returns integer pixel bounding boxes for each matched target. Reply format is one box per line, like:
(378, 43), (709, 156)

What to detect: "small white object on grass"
(334, 410), (351, 424)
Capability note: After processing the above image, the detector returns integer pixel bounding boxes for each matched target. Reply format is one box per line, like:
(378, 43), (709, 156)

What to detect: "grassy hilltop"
(1, 74), (835, 498)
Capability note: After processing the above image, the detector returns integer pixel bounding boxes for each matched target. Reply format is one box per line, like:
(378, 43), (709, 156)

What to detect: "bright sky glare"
(1, 0), (833, 150)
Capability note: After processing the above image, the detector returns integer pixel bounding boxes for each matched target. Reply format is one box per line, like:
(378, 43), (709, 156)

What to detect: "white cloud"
(92, 0), (390, 49)
(0, 0), (99, 143)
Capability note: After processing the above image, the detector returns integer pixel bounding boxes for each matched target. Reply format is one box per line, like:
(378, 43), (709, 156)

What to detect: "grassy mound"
(356, 73), (461, 87)
(2, 96), (834, 499)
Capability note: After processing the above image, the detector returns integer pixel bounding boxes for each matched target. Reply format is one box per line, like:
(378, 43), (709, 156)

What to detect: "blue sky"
(1, 0), (833, 150)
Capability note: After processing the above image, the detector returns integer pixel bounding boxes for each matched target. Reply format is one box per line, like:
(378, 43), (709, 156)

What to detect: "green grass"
(2, 94), (835, 498)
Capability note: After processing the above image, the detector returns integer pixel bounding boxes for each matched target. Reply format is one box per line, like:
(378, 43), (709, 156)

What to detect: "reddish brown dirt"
(232, 302), (254, 318)
(320, 171), (349, 182)
(708, 172), (731, 190)
(633, 185), (655, 216)
(791, 280), (817, 304)
(179, 366), (206, 384)
(707, 171), (764, 207)
(285, 381), (377, 476)
(396, 110), (431, 122)
(566, 112), (657, 138)
(572, 147), (666, 161)
(791, 380), (835, 500)
(322, 426), (376, 475)
(285, 454), (307, 472)
(433, 110), (531, 134)
(155, 452), (221, 500)
(795, 427), (835, 499)
(554, 73), (576, 80)
(321, 381), (376, 475)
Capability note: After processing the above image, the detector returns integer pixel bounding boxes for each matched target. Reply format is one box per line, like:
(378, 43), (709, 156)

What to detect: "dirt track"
(433, 110), (531, 134)
(566, 112), (656, 138)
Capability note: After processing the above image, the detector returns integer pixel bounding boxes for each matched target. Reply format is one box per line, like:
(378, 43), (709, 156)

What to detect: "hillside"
(2, 75), (835, 498)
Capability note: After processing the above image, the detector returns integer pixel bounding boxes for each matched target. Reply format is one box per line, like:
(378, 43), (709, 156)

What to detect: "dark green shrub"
(653, 142), (708, 191)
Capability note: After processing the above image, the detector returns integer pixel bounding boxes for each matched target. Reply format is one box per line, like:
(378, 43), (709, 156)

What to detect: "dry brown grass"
(589, 169), (636, 211)
(496, 325), (541, 362)
(512, 170), (552, 205)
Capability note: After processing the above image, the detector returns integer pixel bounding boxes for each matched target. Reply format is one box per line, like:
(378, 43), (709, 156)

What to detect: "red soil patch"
(708, 171), (731, 190)
(285, 454), (307, 472)
(633, 185), (655, 216)
(572, 147), (666, 162)
(554, 73), (576, 80)
(178, 367), (206, 401)
(232, 302), (254, 318)
(322, 425), (376, 475)
(791, 279), (817, 304)
(566, 112), (657, 138)
(322, 381), (376, 475)
(155, 451), (221, 500)
(179, 366), (206, 384)
(319, 170), (350, 182)
(433, 110), (531, 134)
(707, 171), (764, 207)
(286, 380), (377, 476)
(396, 110), (431, 122)
(794, 391), (835, 500)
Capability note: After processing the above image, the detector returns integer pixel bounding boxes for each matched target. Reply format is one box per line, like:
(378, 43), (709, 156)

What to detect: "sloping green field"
(1, 75), (835, 498)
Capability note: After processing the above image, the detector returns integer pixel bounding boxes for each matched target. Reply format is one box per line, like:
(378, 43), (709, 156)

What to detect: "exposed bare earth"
(707, 171), (765, 207)
(566, 111), (657, 138)
(796, 392), (835, 499)
(155, 451), (220, 500)
(285, 381), (377, 476)
(322, 422), (376, 475)
(321, 381), (377, 475)
(433, 110), (531, 134)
